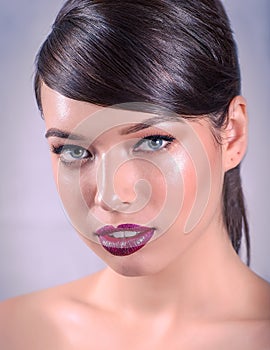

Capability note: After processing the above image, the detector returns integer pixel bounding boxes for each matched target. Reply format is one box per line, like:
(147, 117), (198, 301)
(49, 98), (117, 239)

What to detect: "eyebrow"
(45, 128), (87, 140)
(45, 115), (183, 139)
(120, 115), (183, 135)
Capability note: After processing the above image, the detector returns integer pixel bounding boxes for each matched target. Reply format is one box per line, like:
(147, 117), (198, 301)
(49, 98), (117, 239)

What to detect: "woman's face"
(41, 83), (226, 276)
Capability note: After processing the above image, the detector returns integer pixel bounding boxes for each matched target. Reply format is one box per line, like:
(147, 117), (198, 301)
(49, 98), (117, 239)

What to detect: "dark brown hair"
(34, 0), (250, 264)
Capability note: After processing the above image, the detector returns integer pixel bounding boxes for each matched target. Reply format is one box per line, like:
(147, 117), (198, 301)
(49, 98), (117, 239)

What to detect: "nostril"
(94, 190), (131, 212)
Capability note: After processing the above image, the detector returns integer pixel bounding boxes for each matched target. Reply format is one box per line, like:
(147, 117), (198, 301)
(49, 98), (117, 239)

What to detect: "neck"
(93, 228), (247, 319)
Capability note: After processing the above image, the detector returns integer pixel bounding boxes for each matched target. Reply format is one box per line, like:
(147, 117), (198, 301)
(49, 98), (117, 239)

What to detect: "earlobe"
(222, 96), (248, 171)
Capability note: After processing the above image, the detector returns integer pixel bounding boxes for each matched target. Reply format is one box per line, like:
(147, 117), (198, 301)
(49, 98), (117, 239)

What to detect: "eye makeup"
(51, 144), (94, 166)
(49, 128), (177, 167)
(133, 133), (176, 153)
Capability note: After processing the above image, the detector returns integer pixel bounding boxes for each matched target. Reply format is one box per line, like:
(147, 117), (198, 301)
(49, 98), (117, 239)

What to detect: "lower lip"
(96, 225), (155, 256)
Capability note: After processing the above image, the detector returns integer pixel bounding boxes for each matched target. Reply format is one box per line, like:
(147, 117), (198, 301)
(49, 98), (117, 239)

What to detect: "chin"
(87, 239), (165, 277)
(110, 255), (157, 277)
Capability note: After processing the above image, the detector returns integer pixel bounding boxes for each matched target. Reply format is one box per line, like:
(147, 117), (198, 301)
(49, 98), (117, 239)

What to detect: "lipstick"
(95, 224), (155, 256)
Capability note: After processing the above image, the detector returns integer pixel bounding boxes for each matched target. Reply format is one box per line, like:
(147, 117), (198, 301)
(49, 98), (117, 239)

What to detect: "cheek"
(162, 141), (221, 236)
(163, 152), (198, 231)
(51, 157), (60, 189)
(79, 166), (97, 207)
(80, 158), (168, 214)
(52, 136), (221, 245)
(113, 159), (168, 209)
(67, 149), (197, 236)
(178, 156), (197, 210)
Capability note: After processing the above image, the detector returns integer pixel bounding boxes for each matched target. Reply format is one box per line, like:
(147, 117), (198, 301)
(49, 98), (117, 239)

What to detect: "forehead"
(41, 83), (104, 129)
(41, 83), (185, 133)
(40, 82), (215, 152)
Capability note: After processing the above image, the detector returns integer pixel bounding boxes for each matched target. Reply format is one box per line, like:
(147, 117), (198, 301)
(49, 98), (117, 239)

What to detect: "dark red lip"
(95, 224), (155, 256)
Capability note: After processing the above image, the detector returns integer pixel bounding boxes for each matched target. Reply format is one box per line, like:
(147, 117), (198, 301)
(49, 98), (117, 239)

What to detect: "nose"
(94, 149), (135, 212)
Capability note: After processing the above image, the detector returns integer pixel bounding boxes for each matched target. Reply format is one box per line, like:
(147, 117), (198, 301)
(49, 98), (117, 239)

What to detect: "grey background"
(0, 0), (269, 301)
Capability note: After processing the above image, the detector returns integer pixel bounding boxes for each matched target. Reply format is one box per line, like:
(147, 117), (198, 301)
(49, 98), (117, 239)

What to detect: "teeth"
(109, 231), (139, 238)
(109, 231), (125, 238)
(124, 231), (139, 238)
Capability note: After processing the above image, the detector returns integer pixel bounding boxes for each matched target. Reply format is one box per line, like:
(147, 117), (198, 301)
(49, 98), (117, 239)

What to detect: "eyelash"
(51, 144), (93, 166)
(133, 133), (176, 152)
(50, 133), (176, 166)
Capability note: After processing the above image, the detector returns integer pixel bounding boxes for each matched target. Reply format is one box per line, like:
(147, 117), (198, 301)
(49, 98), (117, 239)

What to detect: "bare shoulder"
(0, 272), (104, 350)
(218, 319), (270, 350)
(248, 271), (270, 320)
(252, 320), (270, 348)
(203, 267), (270, 350)
(0, 291), (62, 349)
(252, 276), (270, 347)
(224, 271), (270, 350)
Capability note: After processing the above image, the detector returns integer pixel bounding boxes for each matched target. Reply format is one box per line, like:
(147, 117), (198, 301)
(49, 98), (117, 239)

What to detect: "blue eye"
(133, 135), (175, 152)
(52, 145), (93, 164)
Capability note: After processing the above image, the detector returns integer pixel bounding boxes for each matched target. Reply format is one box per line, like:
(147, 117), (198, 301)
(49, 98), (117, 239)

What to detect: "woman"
(1, 0), (270, 349)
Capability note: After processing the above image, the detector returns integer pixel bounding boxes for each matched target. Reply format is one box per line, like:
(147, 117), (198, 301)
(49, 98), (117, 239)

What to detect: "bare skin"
(1, 240), (270, 350)
(1, 85), (270, 349)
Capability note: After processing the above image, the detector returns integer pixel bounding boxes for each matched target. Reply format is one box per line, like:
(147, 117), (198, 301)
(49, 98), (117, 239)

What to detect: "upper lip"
(95, 223), (154, 236)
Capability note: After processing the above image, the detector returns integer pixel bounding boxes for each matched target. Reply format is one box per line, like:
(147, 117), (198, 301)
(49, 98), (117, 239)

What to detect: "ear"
(222, 96), (248, 171)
